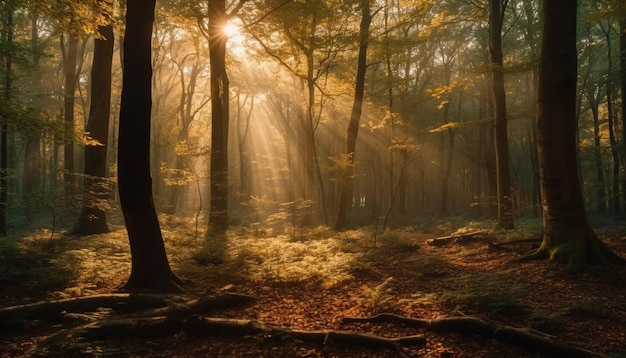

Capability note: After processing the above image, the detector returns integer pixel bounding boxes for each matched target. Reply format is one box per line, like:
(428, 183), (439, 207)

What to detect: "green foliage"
(360, 277), (394, 313)
(428, 118), (493, 133)
(265, 198), (314, 240)
(0, 230), (80, 293)
(406, 272), (526, 316)
(43, 0), (115, 37)
(224, 226), (361, 286)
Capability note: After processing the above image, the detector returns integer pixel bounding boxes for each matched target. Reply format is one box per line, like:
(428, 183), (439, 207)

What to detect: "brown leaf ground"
(1, 216), (625, 357)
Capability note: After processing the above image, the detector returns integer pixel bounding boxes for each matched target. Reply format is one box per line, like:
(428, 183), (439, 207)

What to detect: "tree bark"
(0, 5), (11, 236)
(335, 0), (372, 231)
(63, 33), (79, 205)
(118, 0), (181, 292)
(619, 13), (626, 212)
(208, 0), (230, 233)
(601, 21), (621, 216)
(23, 8), (42, 219)
(489, 0), (514, 229)
(526, 0), (624, 272)
(74, 24), (114, 235)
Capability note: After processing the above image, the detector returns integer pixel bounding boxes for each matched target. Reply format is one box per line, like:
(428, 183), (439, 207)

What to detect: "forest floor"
(1, 215), (626, 357)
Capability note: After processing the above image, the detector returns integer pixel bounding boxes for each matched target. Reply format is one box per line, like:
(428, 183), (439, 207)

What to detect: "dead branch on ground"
(342, 313), (603, 358)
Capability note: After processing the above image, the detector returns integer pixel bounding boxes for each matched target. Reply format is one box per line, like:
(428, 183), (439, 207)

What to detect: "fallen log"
(342, 313), (603, 358)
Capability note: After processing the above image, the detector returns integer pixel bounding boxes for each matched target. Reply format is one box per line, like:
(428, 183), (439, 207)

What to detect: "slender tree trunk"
(490, 0), (514, 229)
(438, 62), (454, 216)
(63, 33), (79, 206)
(525, 0), (623, 272)
(619, 14), (626, 212)
(74, 24), (114, 235)
(166, 58), (205, 215)
(602, 21), (620, 216)
(118, 0), (181, 292)
(0, 5), (12, 236)
(208, 0), (230, 232)
(588, 92), (607, 213)
(335, 0), (372, 231)
(23, 8), (42, 218)
(236, 93), (252, 198)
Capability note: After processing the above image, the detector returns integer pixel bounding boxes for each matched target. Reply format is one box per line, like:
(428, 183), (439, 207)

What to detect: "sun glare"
(223, 22), (241, 38)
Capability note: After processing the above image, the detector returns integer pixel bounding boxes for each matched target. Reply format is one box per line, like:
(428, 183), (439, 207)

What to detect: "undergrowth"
(403, 272), (527, 316)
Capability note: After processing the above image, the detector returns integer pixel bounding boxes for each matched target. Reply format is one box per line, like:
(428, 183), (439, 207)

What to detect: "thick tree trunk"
(74, 24), (114, 235)
(118, 0), (181, 292)
(208, 0), (230, 232)
(489, 0), (514, 229)
(335, 0), (372, 231)
(526, 0), (624, 272)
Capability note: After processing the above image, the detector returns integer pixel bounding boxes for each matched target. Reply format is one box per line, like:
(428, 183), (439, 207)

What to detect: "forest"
(1, 0), (626, 357)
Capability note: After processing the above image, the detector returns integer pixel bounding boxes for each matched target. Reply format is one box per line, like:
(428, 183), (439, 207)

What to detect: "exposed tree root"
(488, 237), (542, 249)
(12, 293), (611, 357)
(518, 230), (625, 274)
(342, 313), (604, 358)
(0, 292), (255, 333)
(184, 315), (425, 358)
(0, 293), (171, 332)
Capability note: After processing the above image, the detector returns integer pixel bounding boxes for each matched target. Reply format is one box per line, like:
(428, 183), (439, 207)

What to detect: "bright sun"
(223, 22), (241, 38)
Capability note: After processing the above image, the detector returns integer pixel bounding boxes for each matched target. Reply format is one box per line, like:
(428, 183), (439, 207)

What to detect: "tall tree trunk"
(63, 33), (79, 206)
(489, 0), (514, 229)
(74, 24), (114, 235)
(438, 63), (454, 216)
(118, 0), (181, 292)
(208, 0), (230, 232)
(587, 90), (607, 213)
(236, 92), (252, 199)
(525, 0), (623, 273)
(0, 5), (12, 236)
(619, 13), (626, 212)
(166, 59), (203, 215)
(23, 8), (42, 218)
(601, 21), (620, 216)
(335, 0), (372, 231)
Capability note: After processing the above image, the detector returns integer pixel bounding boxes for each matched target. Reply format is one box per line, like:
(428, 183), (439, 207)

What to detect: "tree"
(525, 0), (623, 273)
(61, 32), (84, 206)
(118, 0), (181, 291)
(489, 0), (514, 229)
(619, 11), (626, 211)
(0, 1), (13, 236)
(165, 34), (209, 215)
(23, 6), (43, 217)
(248, 0), (354, 226)
(334, 0), (374, 231)
(202, 0), (247, 232)
(73, 22), (114, 235)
